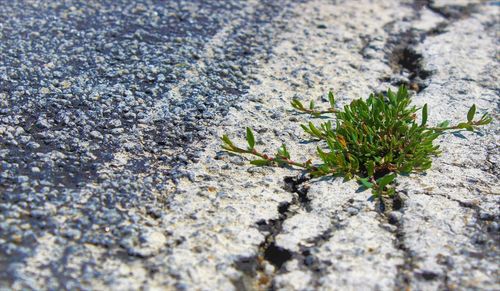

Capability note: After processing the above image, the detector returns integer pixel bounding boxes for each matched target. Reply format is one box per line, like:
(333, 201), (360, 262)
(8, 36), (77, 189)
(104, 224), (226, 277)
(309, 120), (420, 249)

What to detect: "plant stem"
(297, 108), (336, 116)
(249, 148), (315, 170)
(427, 120), (486, 132)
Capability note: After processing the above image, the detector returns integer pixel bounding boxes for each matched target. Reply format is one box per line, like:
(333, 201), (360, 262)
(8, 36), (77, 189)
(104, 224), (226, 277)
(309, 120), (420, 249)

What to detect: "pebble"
(89, 131), (103, 139)
(479, 211), (494, 221)
(346, 206), (360, 216)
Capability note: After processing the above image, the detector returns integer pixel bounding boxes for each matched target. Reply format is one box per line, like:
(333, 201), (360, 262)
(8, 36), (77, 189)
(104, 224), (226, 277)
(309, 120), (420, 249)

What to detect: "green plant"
(221, 86), (492, 198)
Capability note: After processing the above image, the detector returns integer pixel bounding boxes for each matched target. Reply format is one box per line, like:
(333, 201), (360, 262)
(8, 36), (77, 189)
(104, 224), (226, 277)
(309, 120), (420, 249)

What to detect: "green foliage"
(221, 85), (492, 198)
(246, 127), (255, 149)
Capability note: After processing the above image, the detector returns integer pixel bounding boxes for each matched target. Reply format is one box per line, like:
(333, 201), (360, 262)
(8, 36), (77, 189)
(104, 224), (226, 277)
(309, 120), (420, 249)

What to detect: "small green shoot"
(291, 91), (337, 117)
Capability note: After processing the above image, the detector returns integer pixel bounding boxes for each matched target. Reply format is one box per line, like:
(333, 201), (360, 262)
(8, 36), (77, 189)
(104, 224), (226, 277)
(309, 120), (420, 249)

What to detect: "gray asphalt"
(0, 0), (300, 286)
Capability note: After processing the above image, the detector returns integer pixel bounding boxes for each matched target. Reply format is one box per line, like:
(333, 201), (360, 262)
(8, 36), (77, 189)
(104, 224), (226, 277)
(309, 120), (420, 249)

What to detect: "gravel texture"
(0, 0), (498, 290)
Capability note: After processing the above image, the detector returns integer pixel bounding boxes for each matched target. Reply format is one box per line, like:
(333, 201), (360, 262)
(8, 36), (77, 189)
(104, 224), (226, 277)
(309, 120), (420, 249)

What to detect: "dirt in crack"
(384, 29), (432, 93)
(233, 175), (311, 290)
(382, 1), (480, 92)
(264, 243), (292, 269)
(260, 201), (293, 271)
(284, 175), (312, 211)
(394, 220), (416, 289)
(233, 202), (293, 290)
(384, 193), (421, 290)
(427, 2), (477, 20)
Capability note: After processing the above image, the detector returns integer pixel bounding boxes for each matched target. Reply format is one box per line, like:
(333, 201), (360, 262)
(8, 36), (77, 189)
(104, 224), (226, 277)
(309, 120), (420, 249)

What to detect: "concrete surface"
(0, 0), (498, 290)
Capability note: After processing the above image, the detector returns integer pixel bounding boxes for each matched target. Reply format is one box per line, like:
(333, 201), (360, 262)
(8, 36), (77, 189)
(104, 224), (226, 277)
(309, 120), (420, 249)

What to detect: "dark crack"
(412, 0), (476, 20)
(379, 191), (447, 289)
(380, 1), (479, 93)
(449, 196), (500, 262)
(232, 2), (489, 288)
(233, 174), (311, 290)
(294, 198), (364, 288)
(427, 2), (477, 20)
(378, 192), (405, 214)
(383, 27), (432, 93)
(426, 21), (449, 36)
(392, 189), (500, 289)
(256, 200), (294, 271)
(376, 1), (434, 92)
(284, 175), (311, 211)
(264, 243), (293, 270)
(381, 192), (416, 290)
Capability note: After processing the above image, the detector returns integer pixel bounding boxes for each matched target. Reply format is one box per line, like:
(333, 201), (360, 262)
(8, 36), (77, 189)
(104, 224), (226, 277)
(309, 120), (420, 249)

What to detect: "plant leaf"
(221, 145), (233, 152)
(250, 159), (270, 166)
(219, 85), (490, 198)
(467, 104), (476, 123)
(246, 127), (255, 149)
(366, 160), (375, 177)
(337, 135), (347, 149)
(291, 99), (304, 110)
(438, 120), (450, 128)
(457, 122), (474, 131)
(400, 162), (413, 173)
(221, 135), (234, 147)
(376, 173), (396, 189)
(328, 91), (335, 108)
(421, 104), (428, 126)
(359, 178), (373, 189)
(386, 188), (396, 197)
(278, 144), (290, 159)
(300, 124), (310, 134)
(309, 122), (322, 137)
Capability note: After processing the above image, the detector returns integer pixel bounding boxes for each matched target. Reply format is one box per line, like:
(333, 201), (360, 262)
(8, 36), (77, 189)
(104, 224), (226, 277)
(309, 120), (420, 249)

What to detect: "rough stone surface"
(0, 0), (498, 290)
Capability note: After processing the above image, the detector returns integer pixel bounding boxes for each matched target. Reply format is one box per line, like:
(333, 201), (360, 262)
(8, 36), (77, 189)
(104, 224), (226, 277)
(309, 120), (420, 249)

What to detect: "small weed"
(221, 86), (492, 198)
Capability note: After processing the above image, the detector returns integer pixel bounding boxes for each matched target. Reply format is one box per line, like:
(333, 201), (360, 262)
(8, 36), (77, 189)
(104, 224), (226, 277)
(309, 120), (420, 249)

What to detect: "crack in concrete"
(389, 181), (499, 289)
(297, 197), (360, 288)
(234, 176), (374, 290)
(392, 225), (432, 288)
(413, 0), (477, 20)
(398, 189), (499, 288)
(447, 195), (500, 261)
(394, 226), (415, 289)
(377, 192), (417, 290)
(284, 175), (312, 212)
(379, 0), (480, 93)
(382, 2), (484, 286)
(382, 26), (431, 93)
(233, 174), (311, 290)
(427, 1), (477, 20)
(232, 2), (490, 288)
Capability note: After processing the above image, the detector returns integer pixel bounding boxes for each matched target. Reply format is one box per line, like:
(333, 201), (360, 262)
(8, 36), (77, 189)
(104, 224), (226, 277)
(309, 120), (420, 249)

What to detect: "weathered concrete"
(0, 0), (498, 290)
